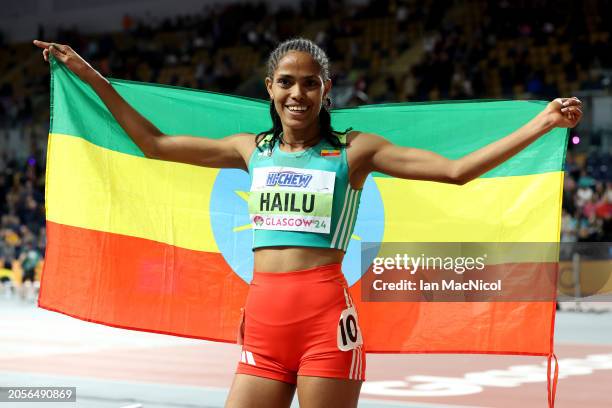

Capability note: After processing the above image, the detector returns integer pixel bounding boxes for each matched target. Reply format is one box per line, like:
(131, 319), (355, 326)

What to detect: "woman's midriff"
(253, 247), (344, 273)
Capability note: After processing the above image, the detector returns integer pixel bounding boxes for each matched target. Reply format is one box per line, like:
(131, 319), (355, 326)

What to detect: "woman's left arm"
(359, 97), (582, 185)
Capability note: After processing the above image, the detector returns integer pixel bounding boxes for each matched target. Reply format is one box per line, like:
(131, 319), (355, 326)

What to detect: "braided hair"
(256, 38), (350, 152)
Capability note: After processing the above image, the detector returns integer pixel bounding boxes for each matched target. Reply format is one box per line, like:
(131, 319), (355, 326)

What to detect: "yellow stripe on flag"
(46, 133), (220, 252)
(46, 133), (563, 253)
(375, 171), (563, 242)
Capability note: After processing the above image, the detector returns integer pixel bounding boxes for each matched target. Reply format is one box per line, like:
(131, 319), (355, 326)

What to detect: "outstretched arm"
(355, 98), (582, 185)
(33, 40), (250, 170)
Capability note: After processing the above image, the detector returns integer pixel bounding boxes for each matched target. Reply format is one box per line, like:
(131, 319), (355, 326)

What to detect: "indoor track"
(1, 297), (610, 407)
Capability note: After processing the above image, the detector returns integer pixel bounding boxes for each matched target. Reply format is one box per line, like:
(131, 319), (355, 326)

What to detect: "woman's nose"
(289, 84), (306, 99)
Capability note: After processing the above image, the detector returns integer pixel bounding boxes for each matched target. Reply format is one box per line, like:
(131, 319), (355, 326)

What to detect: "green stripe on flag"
(49, 58), (567, 178)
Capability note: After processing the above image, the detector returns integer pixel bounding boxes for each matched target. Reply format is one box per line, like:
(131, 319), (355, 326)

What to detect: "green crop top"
(247, 133), (362, 251)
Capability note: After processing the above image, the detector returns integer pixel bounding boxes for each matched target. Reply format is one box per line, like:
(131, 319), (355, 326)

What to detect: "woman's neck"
(280, 124), (321, 152)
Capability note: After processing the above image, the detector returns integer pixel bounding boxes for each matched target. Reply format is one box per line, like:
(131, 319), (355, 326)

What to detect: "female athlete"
(34, 37), (582, 408)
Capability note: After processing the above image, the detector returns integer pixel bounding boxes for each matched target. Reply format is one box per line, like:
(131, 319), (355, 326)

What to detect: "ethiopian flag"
(41, 57), (566, 355)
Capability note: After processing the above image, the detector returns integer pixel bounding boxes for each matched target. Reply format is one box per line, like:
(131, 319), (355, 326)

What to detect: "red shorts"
(236, 263), (365, 384)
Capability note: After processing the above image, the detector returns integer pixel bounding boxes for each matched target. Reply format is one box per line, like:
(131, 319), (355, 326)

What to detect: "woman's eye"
(278, 79), (290, 87)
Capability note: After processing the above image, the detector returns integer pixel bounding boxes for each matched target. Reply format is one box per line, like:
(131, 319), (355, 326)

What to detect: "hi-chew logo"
(266, 171), (312, 188)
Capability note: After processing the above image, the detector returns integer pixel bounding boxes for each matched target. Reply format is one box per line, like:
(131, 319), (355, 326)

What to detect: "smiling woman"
(33, 35), (582, 408)
(266, 52), (329, 134)
(258, 39), (345, 158)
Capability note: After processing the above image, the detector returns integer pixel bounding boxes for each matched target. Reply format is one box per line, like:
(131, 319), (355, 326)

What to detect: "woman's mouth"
(285, 105), (310, 116)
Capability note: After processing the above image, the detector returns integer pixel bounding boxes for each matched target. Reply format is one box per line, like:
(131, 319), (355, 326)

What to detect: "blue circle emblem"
(210, 169), (384, 285)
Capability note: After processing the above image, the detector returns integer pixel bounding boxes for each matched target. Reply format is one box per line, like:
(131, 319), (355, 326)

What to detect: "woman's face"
(265, 51), (331, 131)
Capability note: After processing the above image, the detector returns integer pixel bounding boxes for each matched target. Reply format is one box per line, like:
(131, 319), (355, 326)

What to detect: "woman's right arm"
(33, 40), (251, 170)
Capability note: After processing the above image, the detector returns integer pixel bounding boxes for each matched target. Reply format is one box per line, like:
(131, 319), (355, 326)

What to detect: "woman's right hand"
(33, 40), (98, 83)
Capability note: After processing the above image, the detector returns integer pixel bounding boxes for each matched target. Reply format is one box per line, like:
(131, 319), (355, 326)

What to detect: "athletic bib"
(337, 305), (363, 351)
(249, 166), (335, 233)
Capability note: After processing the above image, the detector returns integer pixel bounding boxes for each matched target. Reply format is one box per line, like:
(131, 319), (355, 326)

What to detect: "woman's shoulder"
(343, 130), (387, 149)
(224, 133), (259, 162)
(227, 132), (275, 147)
(342, 130), (392, 173)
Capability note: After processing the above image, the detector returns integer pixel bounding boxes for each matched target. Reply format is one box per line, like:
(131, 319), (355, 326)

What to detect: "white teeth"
(287, 106), (307, 112)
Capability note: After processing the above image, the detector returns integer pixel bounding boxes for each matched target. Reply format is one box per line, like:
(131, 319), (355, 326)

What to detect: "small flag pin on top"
(321, 149), (340, 157)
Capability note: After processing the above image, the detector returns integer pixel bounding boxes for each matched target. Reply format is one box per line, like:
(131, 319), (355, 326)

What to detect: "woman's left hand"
(543, 97), (583, 128)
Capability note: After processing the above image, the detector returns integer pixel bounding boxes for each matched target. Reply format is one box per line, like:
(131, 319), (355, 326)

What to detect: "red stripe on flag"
(40, 221), (248, 342)
(351, 275), (555, 355)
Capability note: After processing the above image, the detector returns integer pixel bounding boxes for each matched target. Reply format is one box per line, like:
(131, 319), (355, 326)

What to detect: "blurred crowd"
(0, 0), (610, 295)
(562, 152), (612, 243)
(0, 153), (45, 299)
(1, 0), (610, 127)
